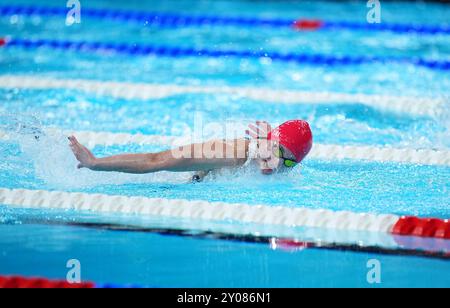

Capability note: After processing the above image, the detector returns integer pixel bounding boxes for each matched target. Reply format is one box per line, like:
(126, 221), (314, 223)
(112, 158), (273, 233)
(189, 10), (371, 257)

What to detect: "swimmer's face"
(258, 141), (297, 175)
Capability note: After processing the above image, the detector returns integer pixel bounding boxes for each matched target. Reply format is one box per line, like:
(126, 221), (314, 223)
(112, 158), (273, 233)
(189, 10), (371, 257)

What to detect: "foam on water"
(0, 114), (196, 189)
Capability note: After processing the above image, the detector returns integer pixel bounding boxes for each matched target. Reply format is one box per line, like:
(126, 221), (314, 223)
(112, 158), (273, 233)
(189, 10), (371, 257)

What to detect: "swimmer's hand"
(246, 121), (272, 141)
(68, 136), (97, 169)
(246, 121), (279, 175)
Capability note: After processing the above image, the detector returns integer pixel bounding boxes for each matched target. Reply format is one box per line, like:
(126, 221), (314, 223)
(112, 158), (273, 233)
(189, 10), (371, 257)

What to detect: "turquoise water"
(0, 0), (449, 287)
(0, 221), (449, 288)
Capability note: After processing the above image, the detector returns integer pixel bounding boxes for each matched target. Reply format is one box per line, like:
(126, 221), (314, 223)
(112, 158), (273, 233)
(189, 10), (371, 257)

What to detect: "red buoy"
(293, 19), (323, 31)
(392, 216), (450, 239)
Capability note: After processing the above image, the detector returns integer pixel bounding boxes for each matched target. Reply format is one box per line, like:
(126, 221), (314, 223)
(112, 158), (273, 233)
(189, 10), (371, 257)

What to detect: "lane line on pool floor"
(0, 188), (449, 242)
(0, 76), (445, 117)
(2, 128), (448, 166)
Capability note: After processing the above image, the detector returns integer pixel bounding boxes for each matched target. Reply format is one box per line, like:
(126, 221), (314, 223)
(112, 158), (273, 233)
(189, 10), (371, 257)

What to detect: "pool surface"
(0, 0), (449, 287)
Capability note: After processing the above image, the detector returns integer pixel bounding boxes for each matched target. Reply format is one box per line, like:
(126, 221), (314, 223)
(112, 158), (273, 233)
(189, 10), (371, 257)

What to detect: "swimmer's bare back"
(69, 136), (250, 175)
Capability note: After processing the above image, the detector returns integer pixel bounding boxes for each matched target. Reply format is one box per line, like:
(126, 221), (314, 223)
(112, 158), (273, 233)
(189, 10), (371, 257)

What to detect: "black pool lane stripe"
(14, 218), (450, 261)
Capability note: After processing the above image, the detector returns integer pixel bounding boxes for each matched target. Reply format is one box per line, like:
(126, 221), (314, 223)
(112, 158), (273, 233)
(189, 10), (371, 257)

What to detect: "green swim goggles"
(274, 147), (298, 168)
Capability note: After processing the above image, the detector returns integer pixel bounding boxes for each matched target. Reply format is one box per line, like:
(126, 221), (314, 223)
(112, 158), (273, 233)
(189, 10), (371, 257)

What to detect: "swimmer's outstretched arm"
(69, 136), (246, 174)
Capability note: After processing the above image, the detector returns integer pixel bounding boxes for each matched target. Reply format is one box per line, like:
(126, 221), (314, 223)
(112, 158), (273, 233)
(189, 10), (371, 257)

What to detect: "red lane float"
(0, 276), (95, 288)
(392, 216), (450, 239)
(0, 38), (7, 47)
(293, 19), (323, 30)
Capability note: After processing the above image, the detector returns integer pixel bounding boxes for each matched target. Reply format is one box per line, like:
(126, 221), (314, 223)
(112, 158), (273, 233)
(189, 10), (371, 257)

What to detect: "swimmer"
(69, 120), (313, 181)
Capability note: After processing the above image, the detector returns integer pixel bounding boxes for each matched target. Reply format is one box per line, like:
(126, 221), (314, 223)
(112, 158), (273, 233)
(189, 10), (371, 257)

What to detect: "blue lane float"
(2, 37), (450, 71)
(1, 5), (449, 35)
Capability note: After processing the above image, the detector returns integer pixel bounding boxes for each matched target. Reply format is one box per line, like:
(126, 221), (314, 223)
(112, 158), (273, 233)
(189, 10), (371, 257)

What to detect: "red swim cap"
(267, 120), (313, 163)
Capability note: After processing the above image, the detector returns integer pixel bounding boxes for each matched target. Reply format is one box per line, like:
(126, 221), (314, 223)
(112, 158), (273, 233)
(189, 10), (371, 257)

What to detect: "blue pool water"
(0, 0), (449, 287)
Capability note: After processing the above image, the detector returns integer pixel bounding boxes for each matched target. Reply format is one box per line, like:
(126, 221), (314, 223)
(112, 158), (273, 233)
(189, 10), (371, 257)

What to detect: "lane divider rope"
(2, 37), (449, 71)
(0, 188), (449, 240)
(1, 5), (449, 35)
(3, 193), (450, 256)
(2, 128), (448, 166)
(0, 276), (95, 288)
(0, 76), (444, 117)
(310, 144), (450, 166)
(0, 188), (400, 233)
(0, 275), (144, 288)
